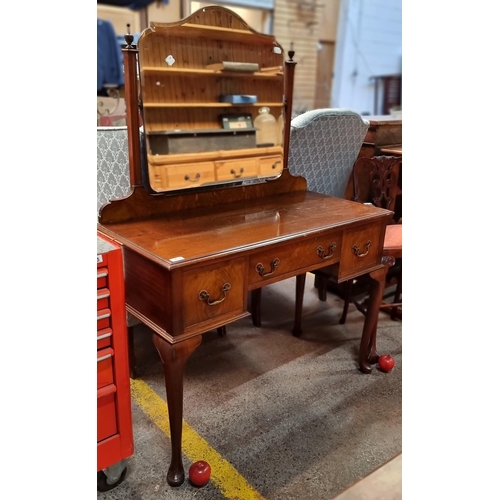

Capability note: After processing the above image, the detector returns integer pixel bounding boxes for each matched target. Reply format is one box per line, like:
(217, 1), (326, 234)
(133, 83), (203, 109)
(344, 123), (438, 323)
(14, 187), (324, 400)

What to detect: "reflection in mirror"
(137, 6), (285, 193)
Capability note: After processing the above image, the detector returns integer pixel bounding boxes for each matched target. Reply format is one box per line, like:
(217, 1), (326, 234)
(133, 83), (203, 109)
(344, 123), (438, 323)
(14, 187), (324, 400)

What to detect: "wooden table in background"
(358, 115), (402, 159)
(379, 145), (402, 156)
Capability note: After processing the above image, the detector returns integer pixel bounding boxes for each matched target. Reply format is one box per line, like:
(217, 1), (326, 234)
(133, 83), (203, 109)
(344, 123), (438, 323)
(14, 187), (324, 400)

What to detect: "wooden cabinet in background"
(357, 115), (402, 159)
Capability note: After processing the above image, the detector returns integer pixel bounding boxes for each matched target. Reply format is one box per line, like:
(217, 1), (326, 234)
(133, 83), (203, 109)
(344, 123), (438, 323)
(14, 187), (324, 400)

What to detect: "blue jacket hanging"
(97, 18), (125, 91)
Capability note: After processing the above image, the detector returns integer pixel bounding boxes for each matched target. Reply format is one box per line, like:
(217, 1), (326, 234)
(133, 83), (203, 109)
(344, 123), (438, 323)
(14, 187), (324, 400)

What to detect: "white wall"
(332, 0), (402, 114)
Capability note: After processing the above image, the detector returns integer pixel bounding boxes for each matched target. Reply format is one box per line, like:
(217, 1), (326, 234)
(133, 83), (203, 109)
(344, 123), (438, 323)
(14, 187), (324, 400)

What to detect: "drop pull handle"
(352, 240), (372, 258)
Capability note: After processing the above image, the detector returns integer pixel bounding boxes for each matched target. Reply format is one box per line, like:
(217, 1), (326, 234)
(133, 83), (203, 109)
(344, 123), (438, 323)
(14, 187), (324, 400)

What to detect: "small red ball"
(188, 460), (211, 487)
(378, 354), (395, 373)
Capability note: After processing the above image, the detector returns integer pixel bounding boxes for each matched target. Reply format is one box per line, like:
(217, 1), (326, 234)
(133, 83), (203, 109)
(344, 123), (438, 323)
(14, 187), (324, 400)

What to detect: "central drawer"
(248, 231), (343, 287)
(215, 158), (258, 181)
(182, 257), (246, 329)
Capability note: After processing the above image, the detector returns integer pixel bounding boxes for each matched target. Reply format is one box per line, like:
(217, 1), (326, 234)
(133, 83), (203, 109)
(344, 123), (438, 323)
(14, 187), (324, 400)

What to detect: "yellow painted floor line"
(130, 378), (266, 500)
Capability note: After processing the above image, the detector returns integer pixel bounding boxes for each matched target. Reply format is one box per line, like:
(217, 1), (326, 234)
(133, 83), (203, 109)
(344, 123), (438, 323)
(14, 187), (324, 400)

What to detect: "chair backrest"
(287, 108), (370, 198)
(352, 155), (402, 223)
(97, 126), (132, 219)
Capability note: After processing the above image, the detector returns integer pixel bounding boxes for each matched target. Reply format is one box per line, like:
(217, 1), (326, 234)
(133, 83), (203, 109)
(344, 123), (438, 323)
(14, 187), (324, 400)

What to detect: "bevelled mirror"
(137, 6), (285, 193)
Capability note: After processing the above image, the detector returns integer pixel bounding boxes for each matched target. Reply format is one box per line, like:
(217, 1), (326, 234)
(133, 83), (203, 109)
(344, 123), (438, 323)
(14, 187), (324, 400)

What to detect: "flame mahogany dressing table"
(97, 7), (393, 487)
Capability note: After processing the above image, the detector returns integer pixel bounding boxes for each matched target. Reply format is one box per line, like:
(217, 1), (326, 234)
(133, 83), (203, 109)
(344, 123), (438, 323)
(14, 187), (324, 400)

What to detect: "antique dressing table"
(97, 7), (393, 487)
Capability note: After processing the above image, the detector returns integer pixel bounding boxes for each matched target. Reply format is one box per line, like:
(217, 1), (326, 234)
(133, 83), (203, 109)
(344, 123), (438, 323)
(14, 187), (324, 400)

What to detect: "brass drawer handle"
(199, 283), (231, 306)
(184, 173), (201, 182)
(316, 243), (337, 260)
(272, 161), (279, 170)
(230, 167), (244, 178)
(255, 258), (280, 277)
(352, 240), (372, 258)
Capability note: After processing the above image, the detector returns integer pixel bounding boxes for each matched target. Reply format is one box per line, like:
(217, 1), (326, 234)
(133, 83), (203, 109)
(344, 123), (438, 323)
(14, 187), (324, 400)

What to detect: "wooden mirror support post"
(122, 25), (141, 188)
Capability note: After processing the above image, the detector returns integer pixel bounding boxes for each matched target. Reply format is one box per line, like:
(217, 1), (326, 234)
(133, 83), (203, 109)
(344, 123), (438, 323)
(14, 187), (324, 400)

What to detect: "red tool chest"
(97, 233), (133, 490)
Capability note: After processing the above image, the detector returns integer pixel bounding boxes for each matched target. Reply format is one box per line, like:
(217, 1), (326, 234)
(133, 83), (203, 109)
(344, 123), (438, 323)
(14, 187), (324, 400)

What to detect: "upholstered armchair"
(287, 108), (370, 196)
(97, 126), (132, 218)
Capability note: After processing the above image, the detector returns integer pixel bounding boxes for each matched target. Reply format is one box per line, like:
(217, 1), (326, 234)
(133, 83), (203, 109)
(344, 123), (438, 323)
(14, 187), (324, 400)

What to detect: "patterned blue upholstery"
(288, 108), (370, 197)
(97, 126), (132, 219)
(97, 126), (141, 328)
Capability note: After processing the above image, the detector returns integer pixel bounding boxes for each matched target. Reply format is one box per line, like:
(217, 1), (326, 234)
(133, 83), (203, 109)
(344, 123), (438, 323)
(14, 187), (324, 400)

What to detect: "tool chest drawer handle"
(97, 331), (112, 341)
(97, 353), (112, 363)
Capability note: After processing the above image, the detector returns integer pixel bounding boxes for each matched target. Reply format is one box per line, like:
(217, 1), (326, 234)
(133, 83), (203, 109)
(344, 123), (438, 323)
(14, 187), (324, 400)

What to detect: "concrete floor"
(98, 273), (402, 499)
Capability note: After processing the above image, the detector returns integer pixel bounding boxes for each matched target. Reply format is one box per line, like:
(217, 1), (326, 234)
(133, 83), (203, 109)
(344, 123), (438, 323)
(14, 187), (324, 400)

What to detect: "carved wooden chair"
(338, 155), (402, 322)
(250, 108), (370, 326)
(97, 126), (227, 378)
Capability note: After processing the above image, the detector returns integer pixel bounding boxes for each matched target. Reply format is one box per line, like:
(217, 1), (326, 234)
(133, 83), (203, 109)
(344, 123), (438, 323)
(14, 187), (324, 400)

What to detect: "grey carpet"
(98, 273), (402, 499)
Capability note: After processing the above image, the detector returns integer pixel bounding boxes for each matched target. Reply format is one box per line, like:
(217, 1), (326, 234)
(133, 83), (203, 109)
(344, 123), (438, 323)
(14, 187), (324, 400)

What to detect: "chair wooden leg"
(251, 288), (262, 327)
(292, 273), (307, 337)
(315, 273), (329, 301)
(359, 257), (394, 373)
(390, 269), (402, 320)
(128, 325), (138, 380)
(339, 279), (353, 324)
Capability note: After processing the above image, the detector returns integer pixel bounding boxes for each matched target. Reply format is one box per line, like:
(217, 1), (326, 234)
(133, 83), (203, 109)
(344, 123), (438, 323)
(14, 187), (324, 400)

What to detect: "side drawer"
(259, 155), (283, 177)
(97, 386), (117, 442)
(97, 347), (114, 389)
(337, 221), (384, 280)
(165, 162), (215, 189)
(248, 232), (342, 287)
(182, 258), (246, 329)
(215, 158), (258, 181)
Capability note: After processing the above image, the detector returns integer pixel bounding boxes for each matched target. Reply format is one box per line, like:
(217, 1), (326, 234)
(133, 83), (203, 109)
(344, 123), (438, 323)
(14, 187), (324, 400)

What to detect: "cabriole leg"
(153, 334), (202, 486)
